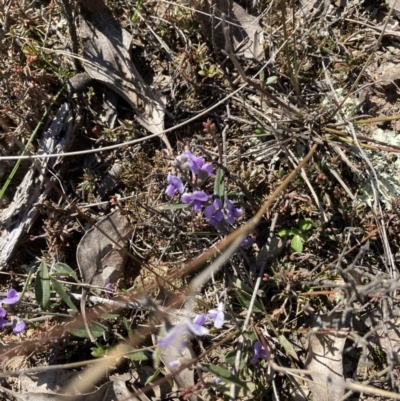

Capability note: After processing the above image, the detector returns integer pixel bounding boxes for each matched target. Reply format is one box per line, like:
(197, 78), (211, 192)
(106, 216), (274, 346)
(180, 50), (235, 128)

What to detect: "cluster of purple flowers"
(157, 302), (268, 369)
(166, 150), (242, 227)
(0, 289), (26, 334)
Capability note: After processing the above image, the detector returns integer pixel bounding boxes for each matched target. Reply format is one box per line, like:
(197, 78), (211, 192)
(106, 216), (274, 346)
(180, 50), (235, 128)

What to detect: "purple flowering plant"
(250, 341), (269, 364)
(0, 289), (26, 334)
(207, 303), (225, 328)
(165, 148), (243, 227)
(158, 314), (209, 352)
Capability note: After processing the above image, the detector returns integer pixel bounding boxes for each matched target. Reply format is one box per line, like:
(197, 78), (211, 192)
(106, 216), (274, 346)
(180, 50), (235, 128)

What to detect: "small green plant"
(278, 218), (316, 253)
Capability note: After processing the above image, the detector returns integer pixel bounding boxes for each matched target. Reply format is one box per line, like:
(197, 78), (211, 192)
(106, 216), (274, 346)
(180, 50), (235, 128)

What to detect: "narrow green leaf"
(235, 289), (263, 313)
(278, 335), (299, 361)
(50, 277), (77, 311)
(278, 228), (292, 237)
(161, 203), (190, 210)
(68, 322), (105, 338)
(35, 261), (51, 310)
(145, 368), (161, 385)
(290, 235), (303, 253)
(202, 364), (247, 388)
(101, 313), (120, 320)
(54, 262), (78, 281)
(214, 168), (225, 198)
(20, 267), (35, 303)
(225, 350), (246, 369)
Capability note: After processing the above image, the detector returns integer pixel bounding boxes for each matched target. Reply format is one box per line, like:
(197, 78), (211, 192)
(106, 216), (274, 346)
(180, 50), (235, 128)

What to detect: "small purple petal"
(208, 218), (219, 227)
(250, 341), (262, 364)
(214, 210), (224, 222)
(188, 314), (209, 336)
(215, 377), (222, 384)
(207, 309), (218, 319)
(250, 341), (268, 364)
(193, 314), (206, 326)
(12, 319), (26, 334)
(204, 204), (215, 219)
(201, 163), (214, 176)
(166, 184), (176, 197)
(181, 193), (194, 204)
(214, 311), (225, 328)
(242, 237), (256, 248)
(2, 289), (20, 304)
(192, 200), (203, 211)
(184, 150), (205, 174)
(0, 308), (6, 318)
(166, 175), (184, 197)
(169, 359), (180, 369)
(192, 191), (208, 201)
(158, 324), (185, 350)
(188, 321), (209, 336)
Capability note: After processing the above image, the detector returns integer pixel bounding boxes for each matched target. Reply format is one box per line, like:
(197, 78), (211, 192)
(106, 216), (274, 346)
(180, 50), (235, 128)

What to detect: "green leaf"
(35, 261), (51, 310)
(278, 228), (292, 238)
(290, 235), (304, 253)
(225, 350), (246, 369)
(127, 351), (149, 361)
(145, 368), (161, 385)
(299, 218), (315, 232)
(101, 313), (120, 320)
(20, 266), (35, 303)
(214, 168), (225, 198)
(68, 322), (105, 338)
(290, 227), (301, 235)
(153, 344), (162, 369)
(231, 277), (254, 293)
(91, 344), (106, 358)
(235, 289), (263, 313)
(54, 262), (78, 282)
(50, 277), (77, 311)
(278, 335), (299, 361)
(202, 364), (248, 389)
(161, 203), (190, 210)
(265, 75), (278, 85)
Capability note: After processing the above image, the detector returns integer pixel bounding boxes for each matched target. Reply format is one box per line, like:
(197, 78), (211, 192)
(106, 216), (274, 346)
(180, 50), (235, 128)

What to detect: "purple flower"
(241, 237), (256, 248)
(197, 162), (214, 186)
(12, 318), (26, 334)
(158, 314), (209, 351)
(207, 303), (225, 328)
(104, 283), (114, 299)
(0, 308), (7, 329)
(166, 174), (184, 197)
(181, 191), (208, 211)
(215, 377), (222, 384)
(169, 359), (180, 369)
(184, 150), (205, 175)
(2, 289), (20, 305)
(204, 199), (224, 226)
(250, 341), (269, 364)
(226, 200), (242, 224)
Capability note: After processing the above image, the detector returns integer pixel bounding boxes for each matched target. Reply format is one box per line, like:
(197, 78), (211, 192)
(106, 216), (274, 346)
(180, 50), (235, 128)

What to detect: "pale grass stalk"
(287, 148), (328, 223)
(229, 213), (278, 400)
(271, 361), (400, 400)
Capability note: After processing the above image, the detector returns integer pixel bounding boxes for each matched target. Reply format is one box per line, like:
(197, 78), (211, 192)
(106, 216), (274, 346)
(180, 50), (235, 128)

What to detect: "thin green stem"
(0, 85), (64, 199)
